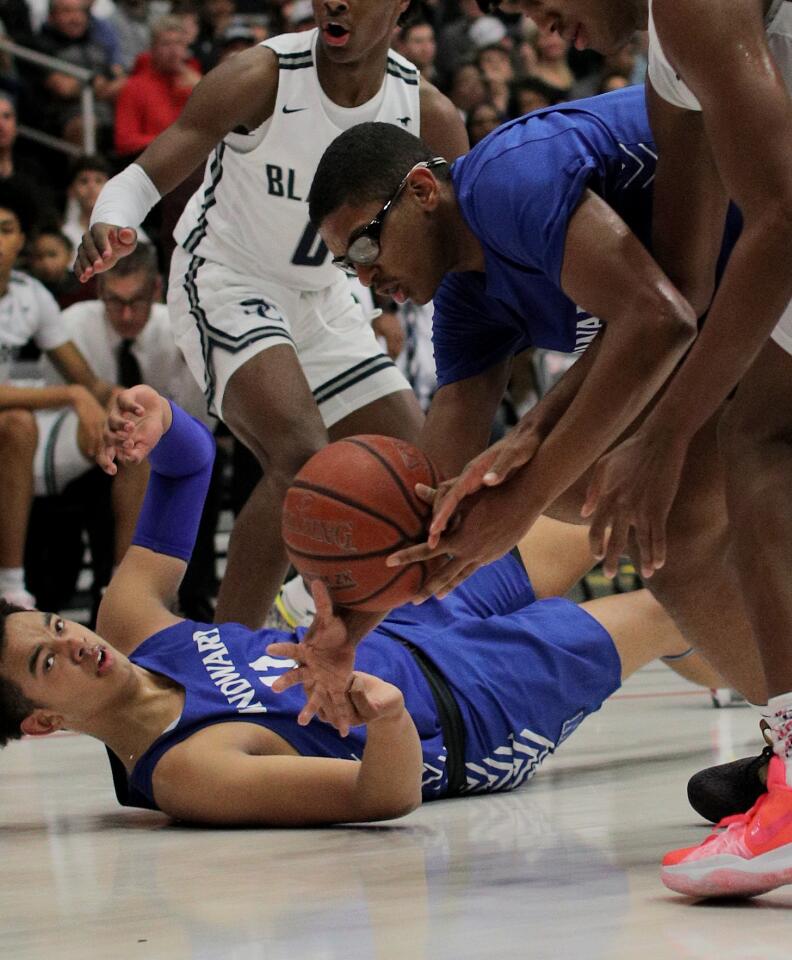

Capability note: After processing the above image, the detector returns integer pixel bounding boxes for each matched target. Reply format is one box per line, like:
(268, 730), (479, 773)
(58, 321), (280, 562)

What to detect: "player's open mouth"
(323, 22), (350, 47)
(379, 283), (407, 304)
(95, 645), (112, 676)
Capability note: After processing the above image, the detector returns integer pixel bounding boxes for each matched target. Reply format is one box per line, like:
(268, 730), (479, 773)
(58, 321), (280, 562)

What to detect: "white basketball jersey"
(648, 0), (791, 110)
(174, 30), (421, 291)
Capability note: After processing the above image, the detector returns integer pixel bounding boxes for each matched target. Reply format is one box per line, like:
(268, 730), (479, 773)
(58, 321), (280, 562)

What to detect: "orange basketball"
(282, 435), (441, 611)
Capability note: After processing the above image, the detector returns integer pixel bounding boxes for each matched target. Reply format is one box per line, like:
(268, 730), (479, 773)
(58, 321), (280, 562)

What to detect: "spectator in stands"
(286, 0), (314, 32)
(599, 71), (630, 94)
(0, 181), (111, 608)
(28, 224), (96, 307)
(396, 20), (438, 84)
(114, 15), (201, 159)
(466, 99), (501, 145)
(61, 153), (111, 250)
(108, 0), (151, 72)
(33, 0), (125, 147)
(30, 243), (216, 619)
(508, 75), (560, 118)
(192, 0), (235, 72)
(0, 0), (34, 44)
(211, 21), (254, 65)
(435, 0), (486, 87)
(0, 91), (54, 208)
(449, 62), (488, 119)
(475, 43), (513, 115)
(530, 31), (574, 99)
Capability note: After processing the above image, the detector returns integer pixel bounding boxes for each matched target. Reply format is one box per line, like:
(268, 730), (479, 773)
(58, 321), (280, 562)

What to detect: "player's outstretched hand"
(387, 480), (534, 601)
(74, 222), (138, 283)
(427, 417), (544, 548)
(266, 579), (357, 736)
(581, 428), (689, 579)
(97, 384), (170, 474)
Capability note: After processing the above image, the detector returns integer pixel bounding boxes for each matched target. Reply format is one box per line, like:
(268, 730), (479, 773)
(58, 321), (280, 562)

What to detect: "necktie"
(117, 339), (142, 389)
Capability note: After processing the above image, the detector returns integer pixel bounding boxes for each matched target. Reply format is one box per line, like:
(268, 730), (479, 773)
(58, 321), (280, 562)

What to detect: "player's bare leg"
(719, 339), (792, 697)
(216, 345), (328, 628)
(327, 388), (423, 446)
(0, 409), (37, 603)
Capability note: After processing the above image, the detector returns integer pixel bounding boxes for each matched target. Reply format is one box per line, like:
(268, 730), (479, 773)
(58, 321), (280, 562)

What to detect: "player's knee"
(0, 409), (37, 457)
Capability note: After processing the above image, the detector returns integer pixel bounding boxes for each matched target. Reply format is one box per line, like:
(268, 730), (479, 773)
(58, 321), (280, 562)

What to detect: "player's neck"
(444, 196), (485, 274)
(315, 41), (389, 108)
(0, 149), (12, 178)
(0, 266), (13, 298)
(85, 666), (185, 770)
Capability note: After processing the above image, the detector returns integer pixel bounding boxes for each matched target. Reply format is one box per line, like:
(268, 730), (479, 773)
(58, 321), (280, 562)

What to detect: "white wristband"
(89, 163), (162, 230)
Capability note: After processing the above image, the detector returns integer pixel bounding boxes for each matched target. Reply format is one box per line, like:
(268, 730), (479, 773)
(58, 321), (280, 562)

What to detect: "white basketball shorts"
(168, 245), (410, 424)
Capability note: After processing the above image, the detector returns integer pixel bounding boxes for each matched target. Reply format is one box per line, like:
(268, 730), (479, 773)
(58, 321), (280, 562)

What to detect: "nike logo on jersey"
(282, 105), (308, 114)
(398, 116), (411, 127)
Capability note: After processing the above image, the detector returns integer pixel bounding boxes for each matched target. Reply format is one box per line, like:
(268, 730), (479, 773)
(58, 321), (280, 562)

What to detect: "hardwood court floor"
(2, 663), (788, 960)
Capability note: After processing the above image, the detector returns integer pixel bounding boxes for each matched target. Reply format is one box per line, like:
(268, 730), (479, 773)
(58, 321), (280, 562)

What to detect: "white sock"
(280, 575), (316, 626)
(767, 692), (792, 781)
(0, 567), (25, 594)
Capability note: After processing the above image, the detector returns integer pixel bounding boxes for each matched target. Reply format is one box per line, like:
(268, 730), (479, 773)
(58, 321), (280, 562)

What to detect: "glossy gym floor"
(2, 659), (786, 960)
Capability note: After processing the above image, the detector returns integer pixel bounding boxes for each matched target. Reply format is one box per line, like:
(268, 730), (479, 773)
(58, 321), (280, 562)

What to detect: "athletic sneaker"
(1, 587), (36, 610)
(662, 756), (792, 898)
(688, 722), (773, 823)
(263, 592), (300, 631)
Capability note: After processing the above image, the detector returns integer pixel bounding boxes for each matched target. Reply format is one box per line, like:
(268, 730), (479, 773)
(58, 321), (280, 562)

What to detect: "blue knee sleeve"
(131, 402), (215, 562)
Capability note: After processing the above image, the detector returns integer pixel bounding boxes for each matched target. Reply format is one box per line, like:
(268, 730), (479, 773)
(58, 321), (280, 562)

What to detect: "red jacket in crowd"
(114, 52), (201, 158)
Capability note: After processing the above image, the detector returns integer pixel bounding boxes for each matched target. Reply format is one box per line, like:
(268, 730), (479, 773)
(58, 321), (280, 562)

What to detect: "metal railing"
(0, 37), (96, 155)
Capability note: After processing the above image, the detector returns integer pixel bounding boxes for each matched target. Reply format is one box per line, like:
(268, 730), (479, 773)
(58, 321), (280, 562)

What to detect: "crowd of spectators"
(0, 0), (648, 615)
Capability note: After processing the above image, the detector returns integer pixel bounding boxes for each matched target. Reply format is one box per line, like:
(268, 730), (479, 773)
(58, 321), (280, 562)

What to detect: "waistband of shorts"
(396, 637), (467, 796)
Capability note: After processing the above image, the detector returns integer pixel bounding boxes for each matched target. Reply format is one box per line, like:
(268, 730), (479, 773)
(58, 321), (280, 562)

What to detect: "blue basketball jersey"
(123, 555), (620, 808)
(433, 86), (657, 386)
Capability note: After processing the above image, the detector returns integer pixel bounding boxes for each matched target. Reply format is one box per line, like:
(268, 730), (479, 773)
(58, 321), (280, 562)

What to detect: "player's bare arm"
(95, 387), (191, 653)
(151, 672), (423, 826)
(583, 0), (792, 576)
(427, 333), (604, 545)
(418, 80), (470, 161)
(389, 190), (696, 595)
(75, 46), (280, 280)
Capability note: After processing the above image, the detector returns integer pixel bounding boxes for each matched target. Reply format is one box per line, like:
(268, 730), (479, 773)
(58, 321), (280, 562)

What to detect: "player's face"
(70, 170), (109, 214)
(319, 172), (449, 306)
(100, 271), (157, 339)
(0, 99), (17, 149)
(314, 0), (411, 64)
(30, 234), (72, 284)
(513, 0), (642, 55)
(0, 207), (25, 275)
(1, 612), (134, 730)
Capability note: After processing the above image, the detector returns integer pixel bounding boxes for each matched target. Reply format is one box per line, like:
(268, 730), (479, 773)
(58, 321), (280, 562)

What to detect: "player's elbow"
(355, 789), (423, 823)
(633, 283), (698, 354)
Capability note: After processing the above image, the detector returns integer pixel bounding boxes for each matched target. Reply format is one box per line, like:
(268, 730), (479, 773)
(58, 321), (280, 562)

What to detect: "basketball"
(282, 435), (441, 611)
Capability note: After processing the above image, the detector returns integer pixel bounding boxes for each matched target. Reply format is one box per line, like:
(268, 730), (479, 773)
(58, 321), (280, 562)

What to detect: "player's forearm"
(352, 710), (423, 821)
(508, 307), (695, 519)
(132, 400), (215, 562)
(639, 213), (792, 446)
(526, 333), (603, 437)
(0, 383), (85, 412)
(420, 360), (511, 476)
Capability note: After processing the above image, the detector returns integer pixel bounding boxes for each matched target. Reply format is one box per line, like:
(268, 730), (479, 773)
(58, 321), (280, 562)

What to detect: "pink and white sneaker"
(662, 756), (792, 898)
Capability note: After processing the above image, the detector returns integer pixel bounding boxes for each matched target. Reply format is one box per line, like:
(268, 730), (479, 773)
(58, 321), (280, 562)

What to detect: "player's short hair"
(476, 0), (500, 11)
(69, 153), (113, 184)
(0, 178), (36, 234)
(0, 600), (40, 749)
(99, 242), (159, 285)
(32, 224), (74, 253)
(151, 14), (188, 40)
(308, 122), (449, 227)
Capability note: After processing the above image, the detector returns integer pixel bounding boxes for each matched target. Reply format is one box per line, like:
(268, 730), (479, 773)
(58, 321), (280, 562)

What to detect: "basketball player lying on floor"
(0, 386), (718, 826)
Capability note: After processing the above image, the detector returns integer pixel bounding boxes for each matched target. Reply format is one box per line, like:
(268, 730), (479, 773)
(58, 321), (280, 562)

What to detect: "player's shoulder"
(8, 270), (58, 310)
(386, 47), (420, 87)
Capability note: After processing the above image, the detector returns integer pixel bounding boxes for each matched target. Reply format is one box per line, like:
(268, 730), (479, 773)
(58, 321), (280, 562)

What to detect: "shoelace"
(696, 789), (772, 849)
